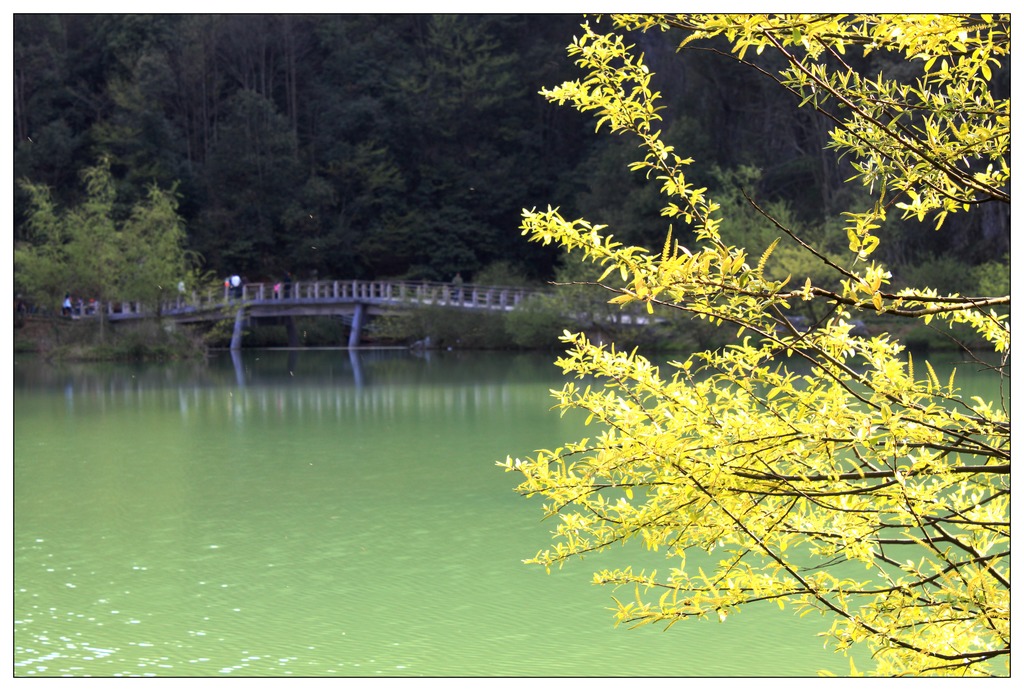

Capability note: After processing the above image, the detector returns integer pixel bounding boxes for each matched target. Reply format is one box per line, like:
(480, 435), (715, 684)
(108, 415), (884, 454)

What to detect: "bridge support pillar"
(230, 307), (246, 350)
(285, 316), (299, 348)
(348, 303), (365, 348)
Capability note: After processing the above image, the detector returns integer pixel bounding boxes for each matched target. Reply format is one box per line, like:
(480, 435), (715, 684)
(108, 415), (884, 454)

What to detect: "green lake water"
(12, 348), (1002, 677)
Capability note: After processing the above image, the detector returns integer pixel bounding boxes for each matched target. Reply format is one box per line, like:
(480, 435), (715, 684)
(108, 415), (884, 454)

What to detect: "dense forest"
(13, 14), (1010, 294)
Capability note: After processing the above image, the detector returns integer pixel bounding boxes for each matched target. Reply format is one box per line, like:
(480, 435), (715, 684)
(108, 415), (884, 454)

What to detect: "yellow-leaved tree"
(500, 14), (1008, 676)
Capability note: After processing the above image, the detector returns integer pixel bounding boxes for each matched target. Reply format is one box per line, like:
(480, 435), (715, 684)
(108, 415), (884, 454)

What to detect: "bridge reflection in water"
(218, 350), (538, 427)
(31, 348), (555, 431)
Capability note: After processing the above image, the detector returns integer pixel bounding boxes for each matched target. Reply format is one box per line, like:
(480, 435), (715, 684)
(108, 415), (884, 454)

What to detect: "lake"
(12, 347), (1000, 677)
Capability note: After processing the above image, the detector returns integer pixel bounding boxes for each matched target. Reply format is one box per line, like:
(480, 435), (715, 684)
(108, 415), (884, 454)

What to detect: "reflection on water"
(18, 349), (568, 431)
(13, 348), (895, 677)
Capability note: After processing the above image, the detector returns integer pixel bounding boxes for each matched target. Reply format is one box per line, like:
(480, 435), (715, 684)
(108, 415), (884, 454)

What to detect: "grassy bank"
(14, 315), (209, 362)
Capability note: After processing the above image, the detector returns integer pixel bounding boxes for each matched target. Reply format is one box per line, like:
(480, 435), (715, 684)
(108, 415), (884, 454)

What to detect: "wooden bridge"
(82, 279), (546, 350)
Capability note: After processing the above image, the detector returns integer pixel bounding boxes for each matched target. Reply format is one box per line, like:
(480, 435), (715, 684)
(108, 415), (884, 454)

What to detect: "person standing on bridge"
(283, 271), (292, 299)
(451, 272), (464, 303)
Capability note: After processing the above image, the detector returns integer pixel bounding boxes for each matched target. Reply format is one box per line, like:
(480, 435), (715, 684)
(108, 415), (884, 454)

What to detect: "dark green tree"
(196, 89), (303, 274)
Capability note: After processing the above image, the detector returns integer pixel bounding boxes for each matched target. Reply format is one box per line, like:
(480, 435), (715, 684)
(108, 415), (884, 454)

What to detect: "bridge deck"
(85, 279), (547, 323)
(59, 279), (550, 350)
(57, 278), (659, 350)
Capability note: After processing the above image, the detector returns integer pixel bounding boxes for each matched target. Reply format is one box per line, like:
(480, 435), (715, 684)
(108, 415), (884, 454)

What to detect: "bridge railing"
(242, 279), (546, 310)
(89, 279), (550, 320)
(235, 279), (545, 309)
